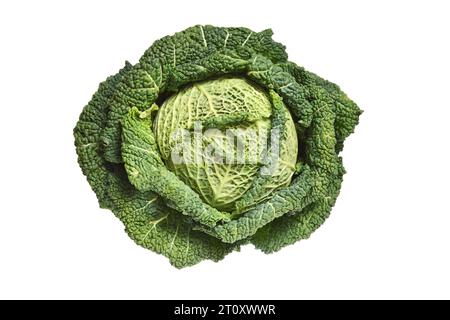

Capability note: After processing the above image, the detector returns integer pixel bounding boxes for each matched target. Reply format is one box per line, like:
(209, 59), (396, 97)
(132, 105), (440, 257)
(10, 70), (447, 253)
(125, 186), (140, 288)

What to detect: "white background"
(0, 0), (449, 300)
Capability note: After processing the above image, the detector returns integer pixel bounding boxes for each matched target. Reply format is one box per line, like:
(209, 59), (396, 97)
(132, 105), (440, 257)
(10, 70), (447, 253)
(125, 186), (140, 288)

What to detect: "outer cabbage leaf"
(74, 62), (132, 208)
(233, 90), (298, 214)
(106, 171), (238, 268)
(121, 107), (230, 227)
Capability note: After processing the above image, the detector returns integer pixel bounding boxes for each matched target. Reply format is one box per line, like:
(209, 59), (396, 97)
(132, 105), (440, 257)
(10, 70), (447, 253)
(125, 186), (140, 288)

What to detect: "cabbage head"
(74, 25), (362, 268)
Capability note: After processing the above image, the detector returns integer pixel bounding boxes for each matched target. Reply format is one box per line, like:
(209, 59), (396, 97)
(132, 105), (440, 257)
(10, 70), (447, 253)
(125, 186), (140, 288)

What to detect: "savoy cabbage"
(74, 25), (361, 268)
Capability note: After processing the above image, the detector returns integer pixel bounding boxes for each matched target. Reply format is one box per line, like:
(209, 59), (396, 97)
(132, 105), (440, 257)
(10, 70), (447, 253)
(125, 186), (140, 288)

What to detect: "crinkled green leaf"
(212, 165), (314, 243)
(234, 90), (298, 214)
(106, 171), (238, 268)
(251, 161), (344, 252)
(121, 107), (230, 227)
(74, 62), (132, 207)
